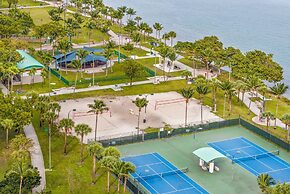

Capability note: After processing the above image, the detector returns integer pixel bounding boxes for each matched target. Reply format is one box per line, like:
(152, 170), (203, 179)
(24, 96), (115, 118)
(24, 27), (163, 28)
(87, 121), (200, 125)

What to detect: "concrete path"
(24, 124), (46, 193)
(238, 91), (285, 129)
(0, 5), (52, 11)
(0, 83), (9, 95)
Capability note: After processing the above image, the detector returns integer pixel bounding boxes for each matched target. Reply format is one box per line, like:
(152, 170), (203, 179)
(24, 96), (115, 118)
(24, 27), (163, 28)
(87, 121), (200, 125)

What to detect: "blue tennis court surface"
(208, 137), (290, 183)
(122, 152), (209, 194)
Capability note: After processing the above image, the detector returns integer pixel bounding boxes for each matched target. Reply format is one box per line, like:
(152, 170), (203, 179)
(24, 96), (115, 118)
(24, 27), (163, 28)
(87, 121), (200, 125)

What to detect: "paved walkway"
(24, 124), (46, 193)
(0, 83), (9, 95)
(238, 91), (285, 129)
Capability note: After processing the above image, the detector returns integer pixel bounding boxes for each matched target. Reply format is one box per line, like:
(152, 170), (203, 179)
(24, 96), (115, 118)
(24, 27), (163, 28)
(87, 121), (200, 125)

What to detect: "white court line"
(164, 186), (199, 194)
(134, 167), (161, 194)
(265, 167), (290, 174)
(151, 153), (205, 194)
(224, 145), (253, 152)
(137, 162), (164, 168)
(208, 136), (244, 144)
(240, 138), (289, 168)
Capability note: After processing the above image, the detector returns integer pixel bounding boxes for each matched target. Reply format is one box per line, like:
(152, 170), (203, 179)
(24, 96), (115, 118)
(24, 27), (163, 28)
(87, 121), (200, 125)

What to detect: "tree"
(120, 161), (135, 193)
(257, 174), (275, 193)
(266, 183), (290, 194)
(168, 51), (178, 75)
(133, 97), (149, 135)
(75, 124), (92, 162)
(210, 78), (220, 112)
(262, 112), (274, 131)
(101, 146), (121, 159)
(126, 8), (136, 19)
(88, 100), (109, 141)
(245, 76), (264, 115)
(76, 49), (90, 78)
(123, 59), (144, 86)
(58, 118), (75, 155)
(85, 20), (96, 45)
(270, 83), (288, 128)
(162, 33), (170, 46)
(196, 84), (210, 123)
(281, 114), (290, 140)
(88, 142), (103, 182)
(134, 16), (142, 26)
(168, 31), (177, 46)
(181, 88), (194, 126)
(159, 46), (170, 80)
(219, 81), (235, 117)
(153, 22), (163, 39)
(1, 119), (14, 148)
(69, 59), (82, 93)
(28, 68), (36, 85)
(103, 48), (113, 76)
(181, 70), (192, 82)
(99, 156), (118, 193)
(56, 38), (72, 74)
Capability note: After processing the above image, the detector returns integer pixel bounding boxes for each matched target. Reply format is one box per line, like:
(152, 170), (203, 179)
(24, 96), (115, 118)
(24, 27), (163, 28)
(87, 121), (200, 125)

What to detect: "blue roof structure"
(17, 50), (44, 70)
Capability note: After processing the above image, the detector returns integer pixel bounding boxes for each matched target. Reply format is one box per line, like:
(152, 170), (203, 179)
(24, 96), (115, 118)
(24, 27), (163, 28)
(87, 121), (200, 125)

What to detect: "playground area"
(58, 92), (220, 143)
(117, 126), (290, 194)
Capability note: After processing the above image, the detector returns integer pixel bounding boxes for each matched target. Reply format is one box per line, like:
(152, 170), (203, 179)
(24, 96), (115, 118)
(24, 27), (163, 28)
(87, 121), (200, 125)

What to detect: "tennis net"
(134, 168), (188, 181)
(232, 150), (279, 164)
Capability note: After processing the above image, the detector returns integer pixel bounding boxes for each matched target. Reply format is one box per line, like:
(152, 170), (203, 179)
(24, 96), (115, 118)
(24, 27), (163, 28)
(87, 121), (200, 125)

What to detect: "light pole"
(68, 108), (76, 119)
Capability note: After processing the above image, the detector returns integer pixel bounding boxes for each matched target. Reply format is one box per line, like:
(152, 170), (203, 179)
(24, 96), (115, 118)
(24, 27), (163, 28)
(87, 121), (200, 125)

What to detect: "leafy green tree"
(181, 70), (192, 82)
(88, 100), (109, 141)
(270, 83), (288, 128)
(101, 146), (121, 159)
(257, 174), (275, 193)
(181, 88), (194, 126)
(99, 156), (118, 193)
(133, 97), (149, 134)
(120, 161), (135, 193)
(75, 124), (92, 162)
(59, 118), (75, 155)
(266, 183), (290, 194)
(123, 59), (145, 85)
(1, 119), (14, 148)
(88, 142), (103, 182)
(262, 112), (275, 131)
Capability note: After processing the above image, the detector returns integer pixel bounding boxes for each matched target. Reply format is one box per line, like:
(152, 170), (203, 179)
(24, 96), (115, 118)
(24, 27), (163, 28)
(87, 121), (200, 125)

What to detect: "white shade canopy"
(193, 147), (226, 163)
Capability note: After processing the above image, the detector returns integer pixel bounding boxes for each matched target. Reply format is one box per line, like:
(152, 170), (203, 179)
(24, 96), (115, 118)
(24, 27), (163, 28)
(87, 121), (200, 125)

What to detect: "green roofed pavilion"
(17, 50), (44, 70)
(192, 147), (226, 163)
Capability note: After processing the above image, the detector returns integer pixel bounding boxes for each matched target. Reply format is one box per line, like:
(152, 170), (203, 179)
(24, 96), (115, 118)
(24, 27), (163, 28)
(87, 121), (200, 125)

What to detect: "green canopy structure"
(17, 50), (44, 70)
(192, 147), (226, 163)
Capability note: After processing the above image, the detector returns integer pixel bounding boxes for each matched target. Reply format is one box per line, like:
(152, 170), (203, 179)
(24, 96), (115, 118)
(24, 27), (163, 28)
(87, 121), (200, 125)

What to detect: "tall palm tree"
(101, 146), (121, 159)
(88, 142), (103, 182)
(75, 124), (92, 162)
(28, 68), (37, 85)
(88, 100), (109, 141)
(168, 31), (177, 46)
(85, 20), (96, 46)
(181, 70), (192, 82)
(219, 81), (235, 117)
(258, 85), (268, 112)
(126, 8), (136, 19)
(120, 161), (135, 193)
(99, 156), (118, 193)
(196, 84), (210, 123)
(103, 48), (113, 76)
(162, 33), (170, 46)
(44, 111), (58, 170)
(181, 88), (194, 126)
(133, 97), (149, 135)
(1, 118), (14, 148)
(56, 38), (72, 74)
(281, 114), (290, 140)
(159, 46), (170, 80)
(69, 59), (82, 93)
(153, 22), (163, 40)
(134, 16), (142, 26)
(210, 78), (220, 112)
(76, 49), (90, 78)
(132, 32), (142, 48)
(270, 83), (288, 128)
(168, 51), (178, 75)
(262, 112), (274, 131)
(59, 118), (75, 155)
(257, 174), (275, 193)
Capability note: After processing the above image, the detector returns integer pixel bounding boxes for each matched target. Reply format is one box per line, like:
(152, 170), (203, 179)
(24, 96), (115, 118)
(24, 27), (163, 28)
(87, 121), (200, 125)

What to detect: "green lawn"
(119, 47), (149, 57)
(23, 7), (54, 25)
(32, 113), (129, 193)
(0, 0), (47, 8)
(265, 95), (290, 119)
(178, 57), (204, 69)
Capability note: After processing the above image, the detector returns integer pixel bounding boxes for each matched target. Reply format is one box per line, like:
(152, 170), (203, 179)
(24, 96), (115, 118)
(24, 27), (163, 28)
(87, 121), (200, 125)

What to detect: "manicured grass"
(119, 47), (149, 57)
(23, 7), (54, 25)
(32, 113), (129, 193)
(178, 57), (204, 69)
(265, 95), (290, 119)
(0, 0), (47, 8)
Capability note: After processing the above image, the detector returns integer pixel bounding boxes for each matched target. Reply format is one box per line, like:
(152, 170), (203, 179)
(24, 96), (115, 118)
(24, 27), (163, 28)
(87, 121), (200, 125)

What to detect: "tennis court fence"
(92, 118), (290, 152)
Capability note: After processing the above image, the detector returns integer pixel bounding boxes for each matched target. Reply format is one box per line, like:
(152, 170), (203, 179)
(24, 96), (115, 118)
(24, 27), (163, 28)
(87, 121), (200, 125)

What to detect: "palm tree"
(59, 118), (75, 155)
(159, 46), (170, 80)
(168, 51), (178, 75)
(153, 22), (163, 39)
(219, 81), (235, 117)
(99, 156), (118, 193)
(126, 8), (136, 19)
(101, 146), (121, 159)
(134, 16), (142, 26)
(181, 88), (194, 126)
(69, 59), (82, 93)
(88, 100), (109, 141)
(196, 84), (210, 123)
(44, 111), (58, 170)
(168, 31), (177, 46)
(103, 48), (113, 76)
(76, 49), (90, 78)
(133, 97), (149, 135)
(270, 83), (288, 128)
(28, 68), (37, 85)
(262, 112), (274, 131)
(162, 33), (170, 46)
(257, 174), (275, 193)
(132, 32), (142, 48)
(258, 85), (268, 112)
(120, 161), (135, 193)
(281, 114), (290, 140)
(181, 70), (192, 82)
(85, 20), (96, 45)
(88, 142), (103, 182)
(56, 38), (72, 74)
(75, 124), (92, 162)
(1, 119), (14, 148)
(210, 78), (220, 112)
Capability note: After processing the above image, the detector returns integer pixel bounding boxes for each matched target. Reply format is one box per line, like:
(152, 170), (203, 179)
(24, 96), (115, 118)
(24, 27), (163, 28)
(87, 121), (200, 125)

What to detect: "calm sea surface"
(104, 0), (290, 97)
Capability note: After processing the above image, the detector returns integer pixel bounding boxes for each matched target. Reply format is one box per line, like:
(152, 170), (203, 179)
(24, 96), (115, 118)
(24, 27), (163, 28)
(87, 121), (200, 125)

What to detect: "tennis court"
(122, 153), (209, 194)
(208, 137), (290, 183)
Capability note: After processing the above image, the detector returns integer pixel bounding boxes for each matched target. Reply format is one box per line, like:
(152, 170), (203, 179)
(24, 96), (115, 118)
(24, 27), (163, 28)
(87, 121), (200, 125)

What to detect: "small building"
(14, 50), (45, 85)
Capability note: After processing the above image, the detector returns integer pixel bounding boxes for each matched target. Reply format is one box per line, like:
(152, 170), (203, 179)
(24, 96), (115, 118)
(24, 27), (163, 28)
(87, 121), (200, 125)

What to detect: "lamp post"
(68, 109), (76, 119)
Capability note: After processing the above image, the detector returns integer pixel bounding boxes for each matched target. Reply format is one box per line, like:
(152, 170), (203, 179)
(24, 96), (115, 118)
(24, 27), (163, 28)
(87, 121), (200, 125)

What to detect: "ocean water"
(104, 0), (290, 97)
